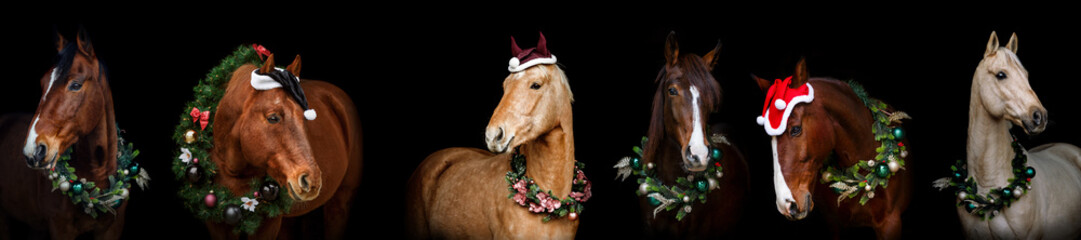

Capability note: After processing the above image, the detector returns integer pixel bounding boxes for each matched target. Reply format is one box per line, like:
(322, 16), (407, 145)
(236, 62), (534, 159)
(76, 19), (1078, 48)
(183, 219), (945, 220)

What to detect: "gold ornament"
(184, 129), (197, 144)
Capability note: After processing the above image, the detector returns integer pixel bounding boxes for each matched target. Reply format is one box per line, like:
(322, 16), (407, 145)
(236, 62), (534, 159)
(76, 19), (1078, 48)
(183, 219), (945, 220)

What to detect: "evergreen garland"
(937, 135), (1034, 220)
(172, 45), (294, 234)
(504, 147), (591, 222)
(819, 81), (910, 206)
(47, 126), (148, 218)
(614, 136), (726, 221)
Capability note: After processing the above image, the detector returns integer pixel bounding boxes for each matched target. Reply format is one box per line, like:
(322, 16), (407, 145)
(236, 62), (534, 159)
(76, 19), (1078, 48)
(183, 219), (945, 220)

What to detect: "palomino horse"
(633, 32), (749, 237)
(205, 54), (363, 239)
(0, 29), (127, 239)
(752, 59), (911, 239)
(950, 31), (1081, 239)
(407, 34), (580, 239)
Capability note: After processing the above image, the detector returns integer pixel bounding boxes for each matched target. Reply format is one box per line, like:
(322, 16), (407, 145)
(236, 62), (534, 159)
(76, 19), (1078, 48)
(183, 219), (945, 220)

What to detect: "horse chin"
(287, 182), (318, 202)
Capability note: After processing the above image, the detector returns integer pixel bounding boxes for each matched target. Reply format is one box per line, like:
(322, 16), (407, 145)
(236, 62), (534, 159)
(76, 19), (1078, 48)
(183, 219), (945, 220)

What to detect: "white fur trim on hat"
(304, 109), (317, 120)
(250, 68), (300, 90)
(508, 55), (557, 72)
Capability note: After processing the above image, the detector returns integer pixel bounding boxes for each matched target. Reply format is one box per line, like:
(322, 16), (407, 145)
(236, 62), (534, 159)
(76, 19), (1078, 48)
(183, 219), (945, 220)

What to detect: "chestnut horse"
(952, 32), (1081, 239)
(752, 59), (911, 239)
(406, 36), (578, 239)
(205, 54), (363, 239)
(0, 29), (127, 239)
(636, 32), (748, 238)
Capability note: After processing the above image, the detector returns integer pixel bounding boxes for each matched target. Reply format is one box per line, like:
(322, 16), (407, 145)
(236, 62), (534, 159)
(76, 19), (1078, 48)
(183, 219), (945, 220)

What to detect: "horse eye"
(68, 81), (82, 91)
(995, 71), (1007, 80)
(668, 87), (678, 96)
(790, 126), (802, 137)
(267, 114), (281, 124)
(530, 82), (541, 90)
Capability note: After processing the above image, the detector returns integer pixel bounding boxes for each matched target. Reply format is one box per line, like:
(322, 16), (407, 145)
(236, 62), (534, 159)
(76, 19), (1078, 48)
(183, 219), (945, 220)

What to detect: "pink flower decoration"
(582, 181), (592, 202)
(513, 179), (528, 194)
(529, 203), (545, 213)
(576, 170), (587, 182)
(569, 192), (586, 201)
(513, 193), (528, 206)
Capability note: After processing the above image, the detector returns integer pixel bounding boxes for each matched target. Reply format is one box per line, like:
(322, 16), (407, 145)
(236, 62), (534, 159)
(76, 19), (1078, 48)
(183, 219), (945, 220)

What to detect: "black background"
(3, 17), (1079, 239)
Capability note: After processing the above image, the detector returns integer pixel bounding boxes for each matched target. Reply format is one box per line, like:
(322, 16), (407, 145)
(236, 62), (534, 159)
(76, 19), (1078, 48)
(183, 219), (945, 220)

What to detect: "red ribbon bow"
(190, 107), (210, 130)
(252, 44), (271, 61)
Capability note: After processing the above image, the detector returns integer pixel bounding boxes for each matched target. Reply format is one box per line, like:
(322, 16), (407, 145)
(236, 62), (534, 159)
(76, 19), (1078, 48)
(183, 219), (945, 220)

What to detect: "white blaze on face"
(772, 137), (796, 214)
(24, 67), (59, 157)
(686, 85), (709, 168)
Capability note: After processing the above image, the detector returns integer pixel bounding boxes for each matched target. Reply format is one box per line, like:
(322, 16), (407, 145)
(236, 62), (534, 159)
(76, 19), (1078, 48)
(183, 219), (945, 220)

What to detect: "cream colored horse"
(406, 64), (578, 239)
(959, 31), (1081, 239)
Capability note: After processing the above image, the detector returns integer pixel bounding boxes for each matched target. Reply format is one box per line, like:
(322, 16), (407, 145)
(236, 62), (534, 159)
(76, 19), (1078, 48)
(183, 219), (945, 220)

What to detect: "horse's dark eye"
(996, 71), (1007, 80)
(668, 87), (678, 96)
(267, 114), (281, 124)
(790, 126), (802, 137)
(68, 81), (82, 91)
(530, 82), (541, 90)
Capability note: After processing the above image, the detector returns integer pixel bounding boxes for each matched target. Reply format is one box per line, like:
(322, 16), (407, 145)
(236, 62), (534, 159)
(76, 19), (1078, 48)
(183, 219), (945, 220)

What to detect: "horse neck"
(522, 108), (575, 198)
(820, 80), (878, 167)
(966, 79), (1014, 190)
(210, 65), (259, 192)
(72, 78), (117, 188)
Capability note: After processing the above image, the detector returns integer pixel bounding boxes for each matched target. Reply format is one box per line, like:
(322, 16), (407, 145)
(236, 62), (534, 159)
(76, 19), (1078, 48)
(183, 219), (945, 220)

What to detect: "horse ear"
(76, 26), (94, 57)
(751, 74), (772, 92)
(1006, 32), (1018, 54)
(702, 40), (722, 70)
(664, 31), (679, 65)
(510, 36), (522, 56)
(260, 54), (276, 74)
(985, 31), (1000, 57)
(791, 58), (809, 87)
(53, 28), (66, 52)
(286, 55), (302, 76)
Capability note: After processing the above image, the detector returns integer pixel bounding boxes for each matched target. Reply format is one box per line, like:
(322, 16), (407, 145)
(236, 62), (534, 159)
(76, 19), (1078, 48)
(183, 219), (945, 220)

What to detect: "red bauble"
(568, 212), (578, 221)
(205, 193), (217, 208)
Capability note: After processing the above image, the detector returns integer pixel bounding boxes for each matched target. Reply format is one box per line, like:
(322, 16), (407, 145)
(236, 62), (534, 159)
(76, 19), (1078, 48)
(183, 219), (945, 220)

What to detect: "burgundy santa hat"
(756, 76), (814, 136)
(508, 32), (557, 72)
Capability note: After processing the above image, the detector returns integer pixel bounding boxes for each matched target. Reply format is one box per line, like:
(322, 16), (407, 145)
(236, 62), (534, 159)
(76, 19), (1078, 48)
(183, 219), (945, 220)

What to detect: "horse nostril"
(299, 173), (311, 192)
(495, 127), (505, 142)
(34, 144), (46, 162)
(788, 202), (800, 216)
(684, 147), (698, 163)
(1032, 110), (1044, 126)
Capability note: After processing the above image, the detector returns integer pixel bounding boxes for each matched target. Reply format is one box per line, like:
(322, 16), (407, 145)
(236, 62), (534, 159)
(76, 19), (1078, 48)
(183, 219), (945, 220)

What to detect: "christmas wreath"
(46, 126), (148, 218)
(504, 148), (591, 222)
(172, 44), (294, 234)
(614, 136), (726, 221)
(934, 135), (1034, 220)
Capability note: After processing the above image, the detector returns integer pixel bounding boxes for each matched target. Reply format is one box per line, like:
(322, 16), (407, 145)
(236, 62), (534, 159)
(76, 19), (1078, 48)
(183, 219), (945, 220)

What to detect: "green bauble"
(696, 180), (708, 192)
(648, 196), (661, 206)
(875, 164), (890, 178)
(72, 182), (84, 194)
(129, 163), (140, 175)
(1002, 188), (1012, 198)
(632, 157), (642, 170)
(964, 203), (977, 212)
(1024, 167), (1036, 178)
(711, 148), (723, 161)
(892, 127), (904, 139)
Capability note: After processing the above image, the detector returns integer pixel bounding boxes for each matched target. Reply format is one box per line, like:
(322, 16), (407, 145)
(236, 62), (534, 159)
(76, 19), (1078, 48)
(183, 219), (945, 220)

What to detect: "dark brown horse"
(205, 54), (363, 239)
(636, 32), (749, 238)
(0, 29), (126, 239)
(752, 59), (910, 239)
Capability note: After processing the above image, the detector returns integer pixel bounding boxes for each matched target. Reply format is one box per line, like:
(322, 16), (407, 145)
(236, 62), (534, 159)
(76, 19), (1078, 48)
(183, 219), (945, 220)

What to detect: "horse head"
(753, 59), (833, 220)
(974, 31), (1046, 135)
(485, 32), (573, 153)
(645, 31), (723, 172)
(23, 28), (109, 170)
(230, 54), (322, 201)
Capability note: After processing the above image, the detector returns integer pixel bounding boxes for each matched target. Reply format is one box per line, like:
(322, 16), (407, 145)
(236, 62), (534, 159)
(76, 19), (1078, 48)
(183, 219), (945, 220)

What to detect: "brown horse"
(635, 32), (749, 238)
(0, 29), (127, 239)
(204, 54), (363, 239)
(406, 34), (579, 239)
(752, 59), (911, 239)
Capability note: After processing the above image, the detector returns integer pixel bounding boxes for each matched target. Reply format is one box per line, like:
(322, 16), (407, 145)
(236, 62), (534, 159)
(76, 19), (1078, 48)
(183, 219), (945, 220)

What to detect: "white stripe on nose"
(24, 67), (58, 156)
(772, 137), (796, 214)
(687, 86), (709, 167)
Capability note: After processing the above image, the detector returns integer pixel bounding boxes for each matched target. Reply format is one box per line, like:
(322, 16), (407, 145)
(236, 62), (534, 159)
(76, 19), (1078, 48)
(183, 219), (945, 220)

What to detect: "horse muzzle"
(1022, 108), (1047, 135)
(287, 172), (321, 202)
(779, 193), (813, 221)
(485, 125), (514, 154)
(23, 143), (58, 170)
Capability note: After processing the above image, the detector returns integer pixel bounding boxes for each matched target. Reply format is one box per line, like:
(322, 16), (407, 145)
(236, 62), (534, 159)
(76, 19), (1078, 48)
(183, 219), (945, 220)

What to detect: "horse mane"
(644, 54), (722, 163)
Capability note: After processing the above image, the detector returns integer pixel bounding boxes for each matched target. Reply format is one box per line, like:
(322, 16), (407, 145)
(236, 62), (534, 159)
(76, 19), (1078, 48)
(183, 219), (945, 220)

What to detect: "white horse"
(958, 31), (1081, 239)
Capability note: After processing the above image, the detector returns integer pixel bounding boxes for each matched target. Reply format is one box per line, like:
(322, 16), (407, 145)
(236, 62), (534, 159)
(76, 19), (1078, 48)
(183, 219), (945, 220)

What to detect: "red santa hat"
(756, 76), (814, 136)
(508, 32), (557, 72)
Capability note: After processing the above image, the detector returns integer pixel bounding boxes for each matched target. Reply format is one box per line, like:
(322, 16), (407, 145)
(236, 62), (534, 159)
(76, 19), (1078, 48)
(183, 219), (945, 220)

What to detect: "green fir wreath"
(614, 136), (726, 221)
(172, 44), (294, 234)
(934, 135), (1034, 220)
(46, 126), (149, 218)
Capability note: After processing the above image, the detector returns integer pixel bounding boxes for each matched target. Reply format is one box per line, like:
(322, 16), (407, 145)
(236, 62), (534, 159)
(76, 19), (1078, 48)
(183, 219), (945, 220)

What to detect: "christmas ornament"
(184, 129), (197, 144)
(190, 107), (210, 131)
(223, 204), (242, 225)
(205, 192), (217, 208)
(568, 212), (578, 221)
(43, 127), (146, 218)
(504, 147), (589, 222)
(186, 166), (201, 183)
